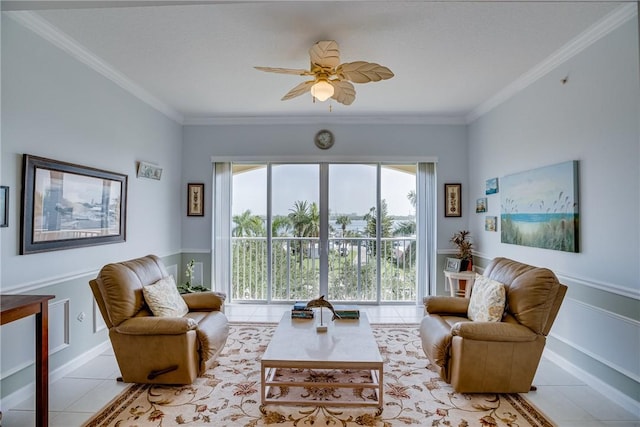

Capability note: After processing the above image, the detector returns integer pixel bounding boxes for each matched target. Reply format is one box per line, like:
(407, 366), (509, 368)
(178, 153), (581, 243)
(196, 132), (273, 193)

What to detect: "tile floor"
(2, 304), (639, 426)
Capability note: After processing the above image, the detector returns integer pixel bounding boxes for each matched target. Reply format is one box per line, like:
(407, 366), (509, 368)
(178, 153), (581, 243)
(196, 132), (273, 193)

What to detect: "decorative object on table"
(444, 257), (463, 272)
(136, 161), (163, 180)
(20, 155), (127, 254)
(450, 229), (473, 270)
(255, 40), (393, 106)
(291, 301), (314, 319)
(314, 129), (334, 150)
(187, 183), (205, 217)
(305, 295), (341, 332)
(444, 183), (461, 217)
(485, 177), (499, 195)
(485, 216), (498, 232)
(333, 304), (360, 319)
(177, 259), (208, 294)
(501, 160), (579, 252)
(476, 197), (487, 213)
(0, 186), (8, 227)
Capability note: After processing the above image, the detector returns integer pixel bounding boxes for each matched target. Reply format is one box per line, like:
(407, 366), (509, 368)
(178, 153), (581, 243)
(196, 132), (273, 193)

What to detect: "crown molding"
(183, 114), (466, 126)
(466, 3), (638, 124)
(6, 10), (184, 124)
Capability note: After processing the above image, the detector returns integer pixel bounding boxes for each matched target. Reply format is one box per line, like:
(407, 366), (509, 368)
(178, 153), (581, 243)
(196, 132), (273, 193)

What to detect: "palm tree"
(364, 200), (393, 258)
(232, 210), (264, 237)
(288, 200), (311, 267)
(271, 215), (292, 237)
(335, 215), (352, 256)
(335, 215), (351, 237)
(307, 202), (320, 237)
(407, 190), (416, 209)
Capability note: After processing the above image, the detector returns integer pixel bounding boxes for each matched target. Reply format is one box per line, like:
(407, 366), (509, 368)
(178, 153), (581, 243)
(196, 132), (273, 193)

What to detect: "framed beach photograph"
(445, 257), (462, 272)
(486, 177), (499, 195)
(21, 155), (127, 254)
(187, 183), (204, 216)
(444, 183), (461, 217)
(476, 197), (487, 213)
(0, 186), (8, 227)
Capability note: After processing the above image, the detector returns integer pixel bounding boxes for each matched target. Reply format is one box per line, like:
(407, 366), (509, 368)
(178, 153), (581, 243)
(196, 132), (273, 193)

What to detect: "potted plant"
(177, 259), (208, 294)
(450, 230), (473, 271)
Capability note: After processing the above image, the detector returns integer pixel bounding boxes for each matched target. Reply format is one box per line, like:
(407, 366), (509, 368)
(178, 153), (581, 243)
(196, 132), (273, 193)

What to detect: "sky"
(232, 164), (416, 218)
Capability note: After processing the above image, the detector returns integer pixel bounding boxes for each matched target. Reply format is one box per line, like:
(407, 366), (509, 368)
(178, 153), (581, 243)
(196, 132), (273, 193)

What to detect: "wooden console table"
(1, 294), (55, 427)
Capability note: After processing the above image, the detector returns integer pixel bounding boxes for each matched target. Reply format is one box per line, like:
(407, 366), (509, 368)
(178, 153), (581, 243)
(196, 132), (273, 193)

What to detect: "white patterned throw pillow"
(143, 275), (189, 317)
(467, 273), (506, 322)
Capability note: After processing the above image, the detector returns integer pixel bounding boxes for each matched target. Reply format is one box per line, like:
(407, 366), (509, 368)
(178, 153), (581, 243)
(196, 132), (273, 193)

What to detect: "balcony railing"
(231, 236), (416, 303)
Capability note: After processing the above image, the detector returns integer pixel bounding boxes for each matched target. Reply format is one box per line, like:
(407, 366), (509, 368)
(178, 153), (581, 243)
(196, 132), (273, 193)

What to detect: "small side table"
(443, 270), (476, 298)
(1, 294), (55, 427)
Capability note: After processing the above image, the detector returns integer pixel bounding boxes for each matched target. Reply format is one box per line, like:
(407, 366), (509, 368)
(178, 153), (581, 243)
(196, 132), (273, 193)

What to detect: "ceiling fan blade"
(255, 66), (311, 76)
(330, 80), (356, 105)
(337, 61), (394, 83)
(309, 40), (340, 69)
(281, 80), (315, 101)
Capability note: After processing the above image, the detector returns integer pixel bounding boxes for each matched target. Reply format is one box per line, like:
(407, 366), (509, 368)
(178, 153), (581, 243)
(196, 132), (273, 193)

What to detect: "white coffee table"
(261, 311), (383, 408)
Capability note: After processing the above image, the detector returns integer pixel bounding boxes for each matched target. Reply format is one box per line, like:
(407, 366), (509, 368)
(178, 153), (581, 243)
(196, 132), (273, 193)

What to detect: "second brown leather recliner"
(420, 257), (567, 393)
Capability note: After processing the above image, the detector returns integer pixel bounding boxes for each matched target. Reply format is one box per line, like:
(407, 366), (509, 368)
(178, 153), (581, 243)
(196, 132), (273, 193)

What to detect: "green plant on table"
(177, 259), (208, 294)
(450, 230), (473, 261)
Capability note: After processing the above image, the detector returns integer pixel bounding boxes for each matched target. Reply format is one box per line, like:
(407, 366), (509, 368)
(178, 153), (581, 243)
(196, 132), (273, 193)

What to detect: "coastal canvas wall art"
(501, 160), (579, 252)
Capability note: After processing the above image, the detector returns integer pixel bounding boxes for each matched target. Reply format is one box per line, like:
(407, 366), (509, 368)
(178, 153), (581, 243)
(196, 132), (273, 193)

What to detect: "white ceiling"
(3, 1), (632, 124)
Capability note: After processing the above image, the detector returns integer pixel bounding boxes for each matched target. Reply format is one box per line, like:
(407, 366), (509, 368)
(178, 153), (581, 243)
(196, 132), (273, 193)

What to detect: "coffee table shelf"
(261, 311), (383, 408)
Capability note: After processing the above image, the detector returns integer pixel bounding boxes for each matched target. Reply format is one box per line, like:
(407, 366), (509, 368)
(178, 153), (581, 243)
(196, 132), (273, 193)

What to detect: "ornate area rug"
(83, 323), (554, 427)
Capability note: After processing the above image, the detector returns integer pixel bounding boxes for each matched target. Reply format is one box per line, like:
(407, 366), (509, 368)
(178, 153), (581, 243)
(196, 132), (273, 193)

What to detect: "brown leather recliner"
(90, 255), (229, 384)
(420, 257), (567, 393)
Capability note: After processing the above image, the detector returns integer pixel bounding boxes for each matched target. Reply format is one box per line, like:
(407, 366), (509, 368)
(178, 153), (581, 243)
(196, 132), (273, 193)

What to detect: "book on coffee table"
(334, 304), (360, 319)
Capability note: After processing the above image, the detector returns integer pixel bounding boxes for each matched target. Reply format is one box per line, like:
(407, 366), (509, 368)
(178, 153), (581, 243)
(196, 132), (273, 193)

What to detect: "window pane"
(381, 164), (417, 302)
(271, 164), (319, 301)
(328, 164), (377, 301)
(231, 164), (267, 300)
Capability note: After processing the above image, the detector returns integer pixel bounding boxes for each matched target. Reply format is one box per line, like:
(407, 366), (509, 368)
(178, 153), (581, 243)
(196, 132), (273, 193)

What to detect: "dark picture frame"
(187, 183), (204, 216)
(0, 186), (8, 227)
(444, 183), (462, 217)
(20, 155), (127, 254)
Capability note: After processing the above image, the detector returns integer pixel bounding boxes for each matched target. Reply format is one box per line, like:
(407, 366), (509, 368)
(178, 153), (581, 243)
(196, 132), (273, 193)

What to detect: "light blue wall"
(468, 18), (639, 405)
(0, 16), (183, 400)
(182, 123), (469, 254)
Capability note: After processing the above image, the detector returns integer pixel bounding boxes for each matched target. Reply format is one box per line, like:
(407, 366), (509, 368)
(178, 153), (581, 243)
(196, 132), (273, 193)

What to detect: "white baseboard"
(0, 340), (112, 412)
(543, 349), (640, 417)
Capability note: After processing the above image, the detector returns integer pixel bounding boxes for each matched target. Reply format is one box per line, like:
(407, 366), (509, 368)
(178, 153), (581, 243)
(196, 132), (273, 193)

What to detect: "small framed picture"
(444, 183), (461, 217)
(476, 197), (487, 213)
(486, 177), (499, 195)
(485, 216), (498, 232)
(187, 183), (204, 217)
(0, 186), (8, 227)
(137, 161), (163, 180)
(445, 257), (462, 272)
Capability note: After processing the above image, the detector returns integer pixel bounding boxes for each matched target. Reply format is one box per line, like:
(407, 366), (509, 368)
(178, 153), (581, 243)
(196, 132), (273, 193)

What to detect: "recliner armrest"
(182, 291), (226, 311)
(114, 316), (198, 335)
(451, 321), (537, 342)
(424, 296), (469, 315)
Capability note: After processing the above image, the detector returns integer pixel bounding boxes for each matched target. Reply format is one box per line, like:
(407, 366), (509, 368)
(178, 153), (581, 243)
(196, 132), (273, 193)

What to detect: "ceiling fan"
(255, 40), (394, 105)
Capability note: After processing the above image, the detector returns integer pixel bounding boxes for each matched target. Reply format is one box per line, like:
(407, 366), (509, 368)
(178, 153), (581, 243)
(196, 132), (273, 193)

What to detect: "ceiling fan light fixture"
(311, 80), (334, 101)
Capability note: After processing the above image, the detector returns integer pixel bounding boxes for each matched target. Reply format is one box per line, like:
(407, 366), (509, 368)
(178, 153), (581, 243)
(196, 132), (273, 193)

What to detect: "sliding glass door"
(225, 162), (421, 304)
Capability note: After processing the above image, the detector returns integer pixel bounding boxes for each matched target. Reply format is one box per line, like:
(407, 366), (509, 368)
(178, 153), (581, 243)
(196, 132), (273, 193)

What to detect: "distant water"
(502, 213), (576, 223)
